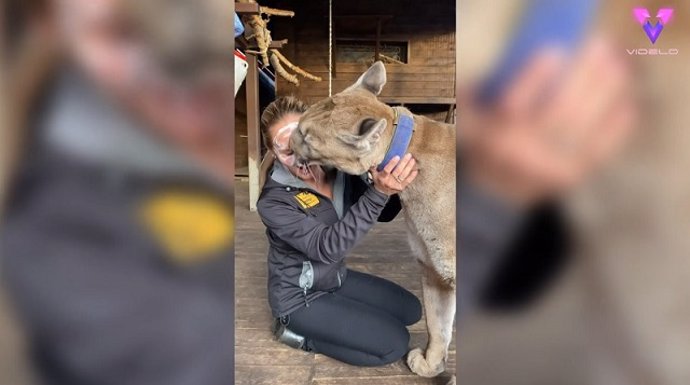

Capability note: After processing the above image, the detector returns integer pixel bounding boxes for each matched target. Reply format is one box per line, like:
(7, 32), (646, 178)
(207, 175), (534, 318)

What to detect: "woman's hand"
(461, 36), (637, 207)
(370, 154), (419, 196)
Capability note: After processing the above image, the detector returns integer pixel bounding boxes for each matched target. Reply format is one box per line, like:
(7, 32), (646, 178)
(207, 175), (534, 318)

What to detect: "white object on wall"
(235, 50), (249, 96)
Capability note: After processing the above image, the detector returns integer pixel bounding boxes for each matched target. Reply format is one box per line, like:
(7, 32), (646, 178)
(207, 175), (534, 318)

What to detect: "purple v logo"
(634, 8), (673, 44)
(642, 21), (664, 44)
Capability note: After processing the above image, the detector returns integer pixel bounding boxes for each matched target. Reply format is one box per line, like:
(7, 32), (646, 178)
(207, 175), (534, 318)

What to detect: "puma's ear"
(337, 118), (387, 152)
(345, 61), (387, 95)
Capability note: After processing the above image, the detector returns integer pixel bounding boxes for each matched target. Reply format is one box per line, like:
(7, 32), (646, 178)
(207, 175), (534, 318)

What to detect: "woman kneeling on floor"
(257, 96), (422, 366)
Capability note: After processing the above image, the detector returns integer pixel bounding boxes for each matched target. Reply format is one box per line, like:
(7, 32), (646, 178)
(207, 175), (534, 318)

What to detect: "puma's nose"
(295, 156), (308, 167)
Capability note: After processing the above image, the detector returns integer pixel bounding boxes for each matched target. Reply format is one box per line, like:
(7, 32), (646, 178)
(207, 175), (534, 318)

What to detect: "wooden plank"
(235, 84), (249, 172)
(292, 97), (456, 106)
(235, 2), (260, 14)
(334, 15), (394, 20)
(283, 89), (455, 98)
(285, 72), (455, 82)
(235, 328), (278, 347)
(248, 39), (289, 50)
(379, 97), (456, 105)
(237, 346), (314, 366)
(375, 20), (381, 61)
(279, 77), (455, 90)
(296, 30), (454, 39)
(245, 54), (261, 212)
(282, 79), (454, 89)
(311, 376), (451, 385)
(295, 42), (455, 56)
(235, 365), (312, 385)
(279, 83), (455, 97)
(289, 57), (456, 68)
(287, 64), (456, 75)
(287, 89), (455, 99)
(295, 25), (455, 34)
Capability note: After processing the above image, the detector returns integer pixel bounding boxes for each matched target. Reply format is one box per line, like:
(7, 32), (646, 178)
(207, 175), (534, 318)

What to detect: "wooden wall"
(265, 0), (456, 105)
(235, 83), (249, 175)
(235, 0), (456, 174)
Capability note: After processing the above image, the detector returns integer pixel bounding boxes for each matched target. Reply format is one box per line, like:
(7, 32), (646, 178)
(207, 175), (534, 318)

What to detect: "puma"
(290, 62), (456, 382)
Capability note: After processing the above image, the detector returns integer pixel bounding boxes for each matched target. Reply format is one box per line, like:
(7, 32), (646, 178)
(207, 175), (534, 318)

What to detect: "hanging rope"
(328, 0), (333, 97)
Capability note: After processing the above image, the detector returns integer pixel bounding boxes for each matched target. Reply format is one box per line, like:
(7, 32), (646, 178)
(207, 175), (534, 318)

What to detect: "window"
(336, 40), (408, 64)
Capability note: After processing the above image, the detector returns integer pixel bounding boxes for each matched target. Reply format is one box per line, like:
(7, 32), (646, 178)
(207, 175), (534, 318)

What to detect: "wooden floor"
(234, 180), (456, 385)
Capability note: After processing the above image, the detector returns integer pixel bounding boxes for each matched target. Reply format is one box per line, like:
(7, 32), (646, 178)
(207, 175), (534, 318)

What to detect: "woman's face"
(269, 113), (314, 180)
(53, 0), (234, 149)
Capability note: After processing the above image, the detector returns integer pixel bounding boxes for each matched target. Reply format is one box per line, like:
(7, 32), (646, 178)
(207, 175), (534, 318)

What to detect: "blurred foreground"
(459, 1), (690, 384)
(1, 1), (235, 384)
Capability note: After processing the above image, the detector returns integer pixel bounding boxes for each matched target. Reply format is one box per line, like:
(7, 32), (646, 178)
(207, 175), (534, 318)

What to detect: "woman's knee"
(402, 293), (423, 326)
(377, 326), (410, 365)
(309, 326), (410, 367)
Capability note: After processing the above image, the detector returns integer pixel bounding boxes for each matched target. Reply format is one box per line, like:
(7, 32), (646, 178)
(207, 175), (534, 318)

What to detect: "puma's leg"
(407, 267), (456, 378)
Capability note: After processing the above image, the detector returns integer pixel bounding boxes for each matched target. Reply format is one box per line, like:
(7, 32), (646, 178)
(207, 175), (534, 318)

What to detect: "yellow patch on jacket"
(140, 190), (233, 264)
(294, 191), (320, 209)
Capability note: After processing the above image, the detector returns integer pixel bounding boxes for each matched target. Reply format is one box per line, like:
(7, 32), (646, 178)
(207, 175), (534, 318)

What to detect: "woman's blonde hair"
(258, 96), (308, 189)
(260, 96), (308, 151)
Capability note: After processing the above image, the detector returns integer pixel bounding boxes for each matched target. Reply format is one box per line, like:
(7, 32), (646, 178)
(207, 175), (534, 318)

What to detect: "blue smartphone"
(477, 0), (599, 106)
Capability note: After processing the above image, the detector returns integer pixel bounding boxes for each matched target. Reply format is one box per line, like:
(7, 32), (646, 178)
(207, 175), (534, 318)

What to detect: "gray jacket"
(257, 163), (401, 318)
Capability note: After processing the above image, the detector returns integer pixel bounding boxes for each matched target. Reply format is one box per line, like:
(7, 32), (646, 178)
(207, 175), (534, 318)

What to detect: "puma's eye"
(358, 119), (377, 135)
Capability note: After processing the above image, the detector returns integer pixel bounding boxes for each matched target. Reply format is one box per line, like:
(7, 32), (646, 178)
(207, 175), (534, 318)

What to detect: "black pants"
(286, 270), (422, 367)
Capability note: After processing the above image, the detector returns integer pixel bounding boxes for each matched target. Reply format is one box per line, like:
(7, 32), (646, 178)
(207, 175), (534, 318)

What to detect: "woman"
(257, 96), (422, 367)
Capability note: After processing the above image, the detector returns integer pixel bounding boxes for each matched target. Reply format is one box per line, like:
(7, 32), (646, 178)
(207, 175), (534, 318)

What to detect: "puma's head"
(291, 62), (394, 175)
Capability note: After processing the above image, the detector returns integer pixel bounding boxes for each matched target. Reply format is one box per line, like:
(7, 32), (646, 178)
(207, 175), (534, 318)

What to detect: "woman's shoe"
(272, 317), (307, 350)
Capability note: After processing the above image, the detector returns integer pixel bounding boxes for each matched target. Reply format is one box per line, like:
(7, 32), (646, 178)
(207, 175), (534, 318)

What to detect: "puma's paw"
(406, 348), (445, 378)
(446, 375), (456, 385)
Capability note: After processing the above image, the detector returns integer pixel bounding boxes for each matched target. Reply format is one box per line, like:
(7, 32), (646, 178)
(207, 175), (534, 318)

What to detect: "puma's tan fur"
(291, 62), (456, 381)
